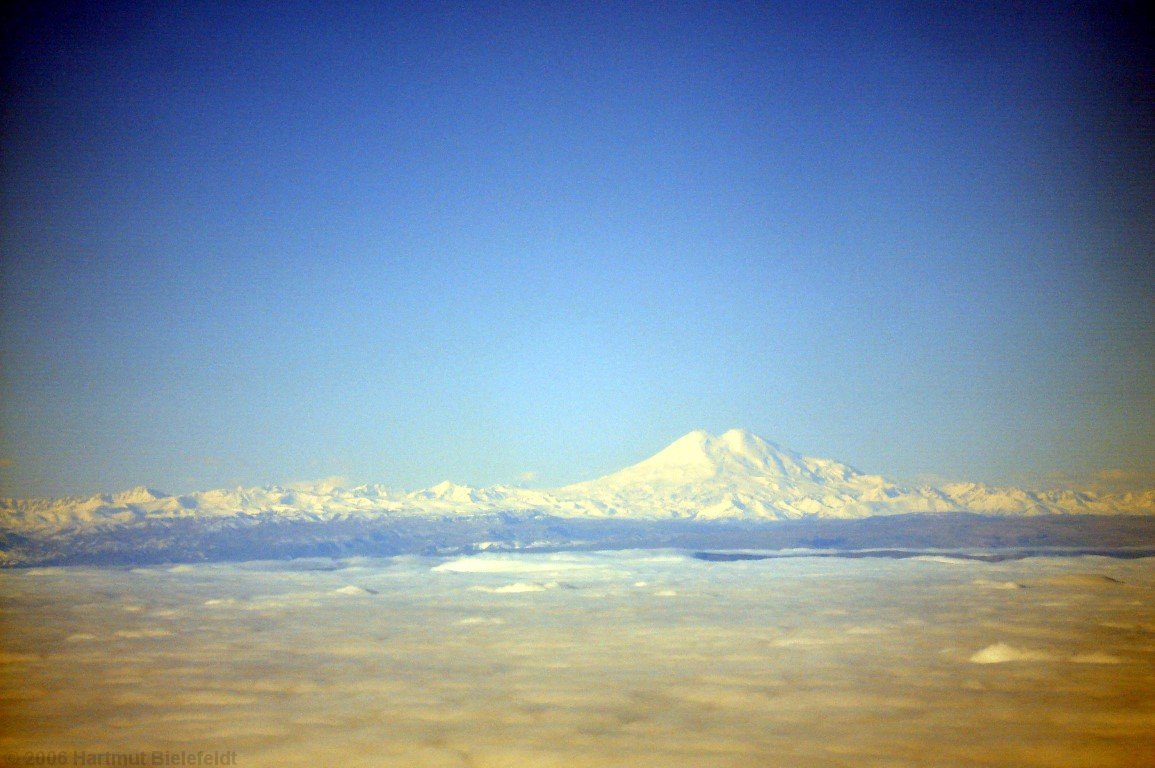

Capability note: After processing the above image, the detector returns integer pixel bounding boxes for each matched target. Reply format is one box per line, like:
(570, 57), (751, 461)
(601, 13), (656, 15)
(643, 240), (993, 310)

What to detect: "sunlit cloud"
(2, 554), (1149, 766)
(1096, 468), (1155, 488)
(1016, 468), (1155, 494)
(287, 475), (351, 493)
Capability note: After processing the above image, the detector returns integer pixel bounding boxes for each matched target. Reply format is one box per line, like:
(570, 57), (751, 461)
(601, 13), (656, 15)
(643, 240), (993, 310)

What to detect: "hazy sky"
(2, 1), (1152, 497)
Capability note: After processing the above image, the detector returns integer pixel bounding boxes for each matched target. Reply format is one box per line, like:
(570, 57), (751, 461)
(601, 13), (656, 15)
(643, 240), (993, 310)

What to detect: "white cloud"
(969, 642), (1060, 663)
(287, 475), (351, 493)
(1, 554), (1149, 766)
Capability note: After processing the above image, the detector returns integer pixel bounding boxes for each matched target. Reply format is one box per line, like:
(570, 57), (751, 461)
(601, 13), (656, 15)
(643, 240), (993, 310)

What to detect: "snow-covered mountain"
(2, 429), (1153, 534)
(551, 429), (949, 519)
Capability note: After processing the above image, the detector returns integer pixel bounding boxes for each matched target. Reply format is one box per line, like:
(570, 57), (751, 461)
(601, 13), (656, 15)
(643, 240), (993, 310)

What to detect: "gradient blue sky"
(2, 1), (1152, 497)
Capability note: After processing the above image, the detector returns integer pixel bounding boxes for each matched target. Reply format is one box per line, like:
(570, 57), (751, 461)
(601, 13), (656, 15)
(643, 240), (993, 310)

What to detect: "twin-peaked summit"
(555, 429), (931, 520)
(586, 429), (860, 486)
(3, 430), (1154, 533)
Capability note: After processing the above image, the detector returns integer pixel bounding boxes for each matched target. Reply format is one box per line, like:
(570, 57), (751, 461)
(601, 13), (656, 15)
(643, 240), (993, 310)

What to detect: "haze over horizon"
(2, 1), (1153, 499)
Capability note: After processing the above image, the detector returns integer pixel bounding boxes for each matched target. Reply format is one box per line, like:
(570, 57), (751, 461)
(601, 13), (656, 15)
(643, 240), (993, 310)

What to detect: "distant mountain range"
(3, 430), (1153, 566)
(3, 429), (1154, 534)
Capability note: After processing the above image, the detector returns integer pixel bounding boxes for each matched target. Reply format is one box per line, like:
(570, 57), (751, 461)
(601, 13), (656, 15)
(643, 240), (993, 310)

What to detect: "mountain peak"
(642, 430), (715, 469)
(111, 486), (168, 504)
(579, 429), (804, 488)
(717, 428), (779, 458)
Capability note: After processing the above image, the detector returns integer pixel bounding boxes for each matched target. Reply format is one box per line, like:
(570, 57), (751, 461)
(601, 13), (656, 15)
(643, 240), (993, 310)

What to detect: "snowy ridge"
(2, 429), (1153, 533)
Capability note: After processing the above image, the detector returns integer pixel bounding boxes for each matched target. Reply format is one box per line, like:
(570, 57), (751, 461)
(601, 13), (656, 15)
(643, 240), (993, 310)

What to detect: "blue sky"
(2, 1), (1152, 497)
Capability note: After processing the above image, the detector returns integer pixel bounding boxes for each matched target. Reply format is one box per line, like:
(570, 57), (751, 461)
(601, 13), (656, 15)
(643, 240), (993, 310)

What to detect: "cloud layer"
(1, 553), (1153, 766)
